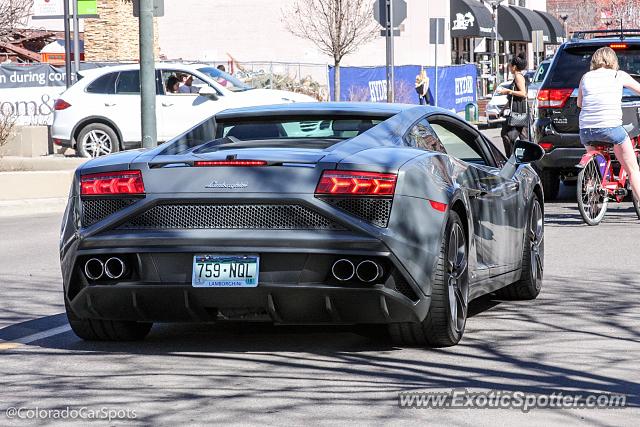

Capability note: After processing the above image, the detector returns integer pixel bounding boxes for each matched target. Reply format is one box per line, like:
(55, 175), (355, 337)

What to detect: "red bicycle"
(577, 136), (640, 225)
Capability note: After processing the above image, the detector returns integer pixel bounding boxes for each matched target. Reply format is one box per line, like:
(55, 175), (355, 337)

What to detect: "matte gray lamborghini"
(60, 102), (545, 347)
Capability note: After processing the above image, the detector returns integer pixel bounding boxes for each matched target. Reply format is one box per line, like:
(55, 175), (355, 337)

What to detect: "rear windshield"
(215, 117), (384, 140)
(547, 45), (640, 97)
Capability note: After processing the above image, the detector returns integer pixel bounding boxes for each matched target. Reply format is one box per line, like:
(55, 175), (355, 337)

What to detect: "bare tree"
(608, 0), (640, 29)
(283, 0), (378, 101)
(0, 113), (17, 157)
(0, 0), (32, 41)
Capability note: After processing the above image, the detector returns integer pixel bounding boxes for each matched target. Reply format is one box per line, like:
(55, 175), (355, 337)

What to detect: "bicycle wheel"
(577, 157), (608, 226)
(634, 156), (640, 220)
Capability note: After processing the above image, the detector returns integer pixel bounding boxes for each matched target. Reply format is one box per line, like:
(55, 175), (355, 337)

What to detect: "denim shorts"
(579, 126), (628, 146)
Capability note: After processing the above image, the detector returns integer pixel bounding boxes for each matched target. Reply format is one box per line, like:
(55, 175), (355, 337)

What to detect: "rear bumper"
(68, 283), (428, 324)
(534, 119), (585, 170)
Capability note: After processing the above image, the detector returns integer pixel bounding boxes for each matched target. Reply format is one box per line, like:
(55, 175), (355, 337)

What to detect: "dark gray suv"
(533, 30), (640, 200)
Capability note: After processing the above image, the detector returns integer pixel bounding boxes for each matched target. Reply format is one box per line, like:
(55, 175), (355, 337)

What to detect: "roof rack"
(571, 29), (640, 41)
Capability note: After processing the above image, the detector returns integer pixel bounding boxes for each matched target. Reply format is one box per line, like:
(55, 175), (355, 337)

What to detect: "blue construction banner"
(328, 64), (477, 112)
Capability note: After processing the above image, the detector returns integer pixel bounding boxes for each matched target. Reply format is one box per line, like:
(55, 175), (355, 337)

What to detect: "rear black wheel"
(541, 169), (560, 201)
(577, 157), (608, 226)
(495, 195), (544, 300)
(388, 211), (469, 347)
(65, 299), (152, 341)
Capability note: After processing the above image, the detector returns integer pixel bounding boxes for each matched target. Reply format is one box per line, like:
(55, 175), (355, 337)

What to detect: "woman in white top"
(577, 47), (640, 202)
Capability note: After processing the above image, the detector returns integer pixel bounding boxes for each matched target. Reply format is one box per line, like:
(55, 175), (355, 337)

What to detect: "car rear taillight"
(194, 160), (267, 167)
(80, 170), (145, 196)
(54, 99), (71, 110)
(536, 88), (573, 108)
(539, 142), (554, 152)
(315, 170), (397, 196)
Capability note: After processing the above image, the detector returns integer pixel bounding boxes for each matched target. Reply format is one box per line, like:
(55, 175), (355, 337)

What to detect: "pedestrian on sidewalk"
(415, 69), (431, 105)
(497, 53), (529, 157)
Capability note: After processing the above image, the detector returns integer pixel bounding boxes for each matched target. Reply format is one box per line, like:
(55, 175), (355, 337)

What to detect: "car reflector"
(54, 99), (71, 110)
(539, 142), (554, 152)
(428, 200), (448, 212)
(80, 170), (145, 196)
(536, 88), (573, 108)
(315, 170), (397, 196)
(194, 160), (267, 167)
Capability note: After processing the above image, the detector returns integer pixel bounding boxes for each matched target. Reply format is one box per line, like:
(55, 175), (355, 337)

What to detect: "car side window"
(86, 73), (117, 94)
(429, 122), (487, 166)
(404, 118), (447, 153)
(115, 71), (140, 94)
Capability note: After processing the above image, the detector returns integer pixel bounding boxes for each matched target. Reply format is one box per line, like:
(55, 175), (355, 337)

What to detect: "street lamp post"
(560, 13), (568, 42)
(487, 0), (501, 87)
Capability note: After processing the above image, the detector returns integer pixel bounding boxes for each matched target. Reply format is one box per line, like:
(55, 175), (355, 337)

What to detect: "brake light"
(539, 142), (554, 152)
(80, 170), (145, 196)
(194, 160), (267, 167)
(315, 170), (397, 196)
(610, 43), (627, 49)
(54, 99), (71, 110)
(428, 200), (448, 212)
(537, 88), (573, 108)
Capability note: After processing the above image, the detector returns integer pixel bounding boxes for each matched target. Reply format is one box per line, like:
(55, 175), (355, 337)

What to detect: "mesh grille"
(119, 203), (345, 230)
(323, 198), (392, 227)
(81, 198), (138, 227)
(395, 280), (419, 302)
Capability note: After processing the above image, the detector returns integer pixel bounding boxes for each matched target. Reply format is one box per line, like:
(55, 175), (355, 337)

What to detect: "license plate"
(192, 255), (259, 288)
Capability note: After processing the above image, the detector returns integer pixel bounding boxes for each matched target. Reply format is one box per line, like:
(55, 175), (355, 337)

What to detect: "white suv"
(52, 63), (316, 157)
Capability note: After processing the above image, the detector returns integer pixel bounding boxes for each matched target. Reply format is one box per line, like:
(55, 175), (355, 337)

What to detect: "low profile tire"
(388, 211), (469, 348)
(540, 169), (560, 201)
(495, 195), (544, 300)
(65, 299), (152, 341)
(76, 122), (120, 158)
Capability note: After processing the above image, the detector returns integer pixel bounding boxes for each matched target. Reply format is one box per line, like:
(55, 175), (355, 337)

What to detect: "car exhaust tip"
(84, 258), (104, 281)
(356, 260), (382, 283)
(332, 259), (355, 281)
(104, 257), (126, 279)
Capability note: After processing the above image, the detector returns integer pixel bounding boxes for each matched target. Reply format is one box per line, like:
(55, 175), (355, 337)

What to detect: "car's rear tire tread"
(388, 212), (467, 348)
(65, 299), (152, 341)
(541, 169), (560, 201)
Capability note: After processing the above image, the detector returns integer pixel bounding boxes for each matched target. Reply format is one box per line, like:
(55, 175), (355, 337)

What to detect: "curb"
(0, 198), (67, 218)
(0, 171), (74, 201)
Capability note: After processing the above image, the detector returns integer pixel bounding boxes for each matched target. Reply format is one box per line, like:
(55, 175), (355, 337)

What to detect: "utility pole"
(73, 0), (81, 74)
(138, 0), (157, 149)
(63, 0), (72, 88)
(385, 0), (395, 102)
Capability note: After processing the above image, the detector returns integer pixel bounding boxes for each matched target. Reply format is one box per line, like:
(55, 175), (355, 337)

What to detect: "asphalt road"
(1, 186), (639, 425)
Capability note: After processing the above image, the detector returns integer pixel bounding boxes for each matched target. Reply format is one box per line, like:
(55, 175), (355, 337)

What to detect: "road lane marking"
(14, 324), (72, 344)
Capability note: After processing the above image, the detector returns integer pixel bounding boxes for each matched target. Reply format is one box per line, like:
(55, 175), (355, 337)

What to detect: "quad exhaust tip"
(332, 259), (355, 281)
(356, 260), (382, 283)
(104, 257), (126, 279)
(84, 258), (104, 281)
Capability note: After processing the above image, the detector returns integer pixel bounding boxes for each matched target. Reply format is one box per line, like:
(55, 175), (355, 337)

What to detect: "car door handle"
(162, 102), (174, 107)
(468, 189), (488, 198)
(104, 102), (116, 107)
(505, 182), (520, 192)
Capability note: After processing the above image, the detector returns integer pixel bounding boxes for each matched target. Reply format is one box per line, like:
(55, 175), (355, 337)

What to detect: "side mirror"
(198, 86), (219, 100)
(498, 140), (545, 179)
(514, 140), (545, 164)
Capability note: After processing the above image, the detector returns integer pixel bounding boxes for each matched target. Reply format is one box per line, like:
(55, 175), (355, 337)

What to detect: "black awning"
(497, 5), (530, 42)
(510, 5), (550, 43)
(535, 10), (566, 44)
(450, 0), (494, 38)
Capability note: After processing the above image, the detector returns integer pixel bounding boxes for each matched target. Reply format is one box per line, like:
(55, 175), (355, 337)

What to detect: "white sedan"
(485, 80), (513, 125)
(52, 63), (316, 157)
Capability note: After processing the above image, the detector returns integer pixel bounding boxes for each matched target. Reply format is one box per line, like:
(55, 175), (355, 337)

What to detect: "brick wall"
(84, 0), (158, 61)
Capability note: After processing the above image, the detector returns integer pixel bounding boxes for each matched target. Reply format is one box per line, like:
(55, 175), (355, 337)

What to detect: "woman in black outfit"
(497, 53), (528, 157)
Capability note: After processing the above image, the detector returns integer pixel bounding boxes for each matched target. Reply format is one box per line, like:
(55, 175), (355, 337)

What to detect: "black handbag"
(506, 82), (529, 128)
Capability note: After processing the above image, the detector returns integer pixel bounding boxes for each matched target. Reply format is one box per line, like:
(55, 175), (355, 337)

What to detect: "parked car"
(527, 59), (551, 100)
(485, 80), (512, 125)
(533, 30), (640, 199)
(51, 63), (316, 157)
(60, 102), (545, 347)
